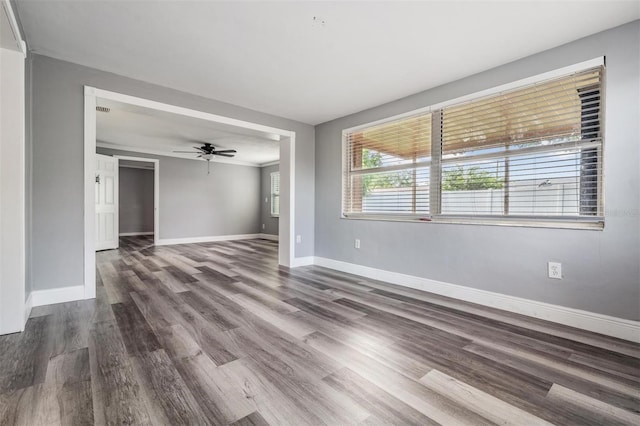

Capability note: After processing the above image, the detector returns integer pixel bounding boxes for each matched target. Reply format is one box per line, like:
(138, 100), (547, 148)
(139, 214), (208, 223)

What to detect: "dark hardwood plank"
(245, 349), (370, 424)
(174, 354), (255, 424)
(0, 315), (53, 393)
(180, 290), (242, 332)
(130, 349), (210, 425)
(88, 320), (152, 425)
(219, 357), (331, 426)
(465, 342), (640, 414)
(111, 302), (162, 356)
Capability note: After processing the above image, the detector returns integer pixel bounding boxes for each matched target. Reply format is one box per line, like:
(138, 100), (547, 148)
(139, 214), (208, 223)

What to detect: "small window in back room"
(271, 171), (280, 216)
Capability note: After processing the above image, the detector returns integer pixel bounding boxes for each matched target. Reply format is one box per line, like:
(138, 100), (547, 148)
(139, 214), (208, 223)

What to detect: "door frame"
(84, 86), (296, 299)
(113, 155), (160, 246)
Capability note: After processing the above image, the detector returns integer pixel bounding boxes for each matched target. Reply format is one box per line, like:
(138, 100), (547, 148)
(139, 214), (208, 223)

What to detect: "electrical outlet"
(262, 224), (265, 230)
(354, 239), (361, 249)
(265, 197), (268, 203)
(296, 235), (302, 243)
(548, 262), (562, 279)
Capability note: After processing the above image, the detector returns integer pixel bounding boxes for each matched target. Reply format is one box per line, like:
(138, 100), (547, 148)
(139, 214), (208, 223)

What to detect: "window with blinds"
(343, 113), (433, 218)
(342, 64), (604, 227)
(270, 171), (280, 216)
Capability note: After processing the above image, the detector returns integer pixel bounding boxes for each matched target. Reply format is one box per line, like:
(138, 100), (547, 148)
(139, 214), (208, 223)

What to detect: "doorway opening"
(116, 156), (158, 248)
(84, 86), (296, 300)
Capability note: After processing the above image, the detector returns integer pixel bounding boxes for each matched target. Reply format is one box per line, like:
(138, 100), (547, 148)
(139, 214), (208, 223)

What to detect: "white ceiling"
(16, 1), (640, 125)
(96, 99), (280, 166)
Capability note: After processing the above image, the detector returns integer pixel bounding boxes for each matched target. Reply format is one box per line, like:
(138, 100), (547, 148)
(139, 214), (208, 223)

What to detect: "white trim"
(85, 86), (296, 300)
(157, 234), (263, 246)
(313, 257), (640, 343)
(258, 233), (279, 241)
(113, 155), (159, 245)
(289, 134), (295, 266)
(86, 87), (291, 137)
(30, 285), (85, 307)
(119, 232), (154, 237)
(24, 292), (33, 324)
(290, 256), (314, 267)
(119, 164), (154, 170)
(260, 160), (280, 168)
(343, 57), (605, 133)
(98, 141), (260, 168)
(84, 93), (97, 299)
(1, 0), (27, 57)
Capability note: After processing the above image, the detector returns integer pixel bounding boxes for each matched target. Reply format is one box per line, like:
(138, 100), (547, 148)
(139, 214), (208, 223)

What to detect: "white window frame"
(341, 57), (605, 230)
(270, 171), (280, 217)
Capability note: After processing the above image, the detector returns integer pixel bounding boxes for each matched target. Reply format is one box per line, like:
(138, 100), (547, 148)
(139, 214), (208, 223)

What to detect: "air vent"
(96, 106), (110, 113)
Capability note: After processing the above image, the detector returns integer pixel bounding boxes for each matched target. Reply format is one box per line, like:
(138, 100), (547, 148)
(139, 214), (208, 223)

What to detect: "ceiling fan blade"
(215, 153), (235, 157)
(173, 150), (200, 153)
(213, 149), (237, 154)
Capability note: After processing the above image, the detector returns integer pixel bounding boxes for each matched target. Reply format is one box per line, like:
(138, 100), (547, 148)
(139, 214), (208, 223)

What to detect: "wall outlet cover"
(548, 262), (562, 279)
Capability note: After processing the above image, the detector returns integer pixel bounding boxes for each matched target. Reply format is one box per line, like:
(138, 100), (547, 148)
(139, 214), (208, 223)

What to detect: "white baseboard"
(30, 285), (86, 307)
(157, 233), (262, 246)
(258, 233), (279, 241)
(291, 256), (314, 267)
(119, 232), (154, 236)
(313, 257), (640, 343)
(24, 292), (33, 325)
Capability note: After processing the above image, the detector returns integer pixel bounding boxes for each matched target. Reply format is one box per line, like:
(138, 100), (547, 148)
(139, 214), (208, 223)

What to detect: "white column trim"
(83, 92), (97, 300)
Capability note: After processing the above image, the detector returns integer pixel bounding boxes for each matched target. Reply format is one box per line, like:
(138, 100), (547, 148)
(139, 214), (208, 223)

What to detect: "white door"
(95, 154), (119, 251)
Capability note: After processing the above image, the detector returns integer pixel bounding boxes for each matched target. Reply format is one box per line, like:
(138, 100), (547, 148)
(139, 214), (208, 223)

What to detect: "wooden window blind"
(343, 113), (433, 218)
(440, 67), (603, 220)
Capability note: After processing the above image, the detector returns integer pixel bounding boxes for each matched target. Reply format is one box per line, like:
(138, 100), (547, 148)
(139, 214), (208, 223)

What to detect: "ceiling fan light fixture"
(202, 153), (214, 161)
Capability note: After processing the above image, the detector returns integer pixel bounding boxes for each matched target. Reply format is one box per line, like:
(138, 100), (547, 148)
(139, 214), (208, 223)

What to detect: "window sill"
(271, 215), (279, 218)
(341, 214), (604, 231)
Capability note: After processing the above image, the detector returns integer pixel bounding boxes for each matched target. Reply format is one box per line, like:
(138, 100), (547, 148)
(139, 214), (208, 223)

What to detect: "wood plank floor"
(1, 235), (639, 425)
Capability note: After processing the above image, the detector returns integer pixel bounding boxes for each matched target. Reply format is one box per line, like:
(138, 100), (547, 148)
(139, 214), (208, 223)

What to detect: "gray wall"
(260, 164), (280, 236)
(31, 54), (314, 291)
(315, 21), (640, 320)
(118, 167), (154, 235)
(99, 147), (260, 239)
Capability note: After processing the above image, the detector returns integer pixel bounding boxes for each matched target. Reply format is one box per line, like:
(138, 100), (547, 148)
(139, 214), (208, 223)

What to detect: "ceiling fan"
(174, 143), (237, 174)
